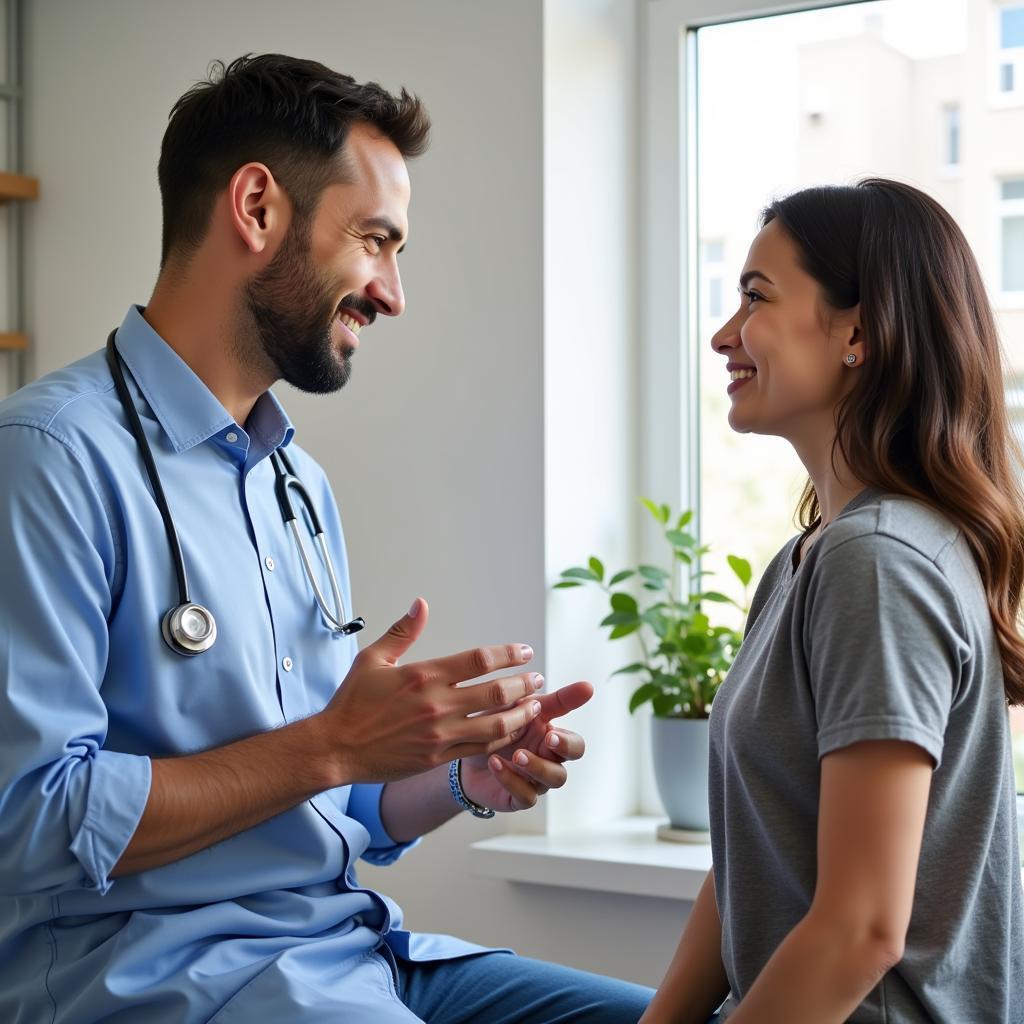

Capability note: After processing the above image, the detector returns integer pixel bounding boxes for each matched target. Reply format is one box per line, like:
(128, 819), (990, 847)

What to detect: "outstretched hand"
(459, 681), (594, 812)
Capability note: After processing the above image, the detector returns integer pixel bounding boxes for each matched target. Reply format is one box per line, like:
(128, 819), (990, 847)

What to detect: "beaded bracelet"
(447, 759), (496, 819)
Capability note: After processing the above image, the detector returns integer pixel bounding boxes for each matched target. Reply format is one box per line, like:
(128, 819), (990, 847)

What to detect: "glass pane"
(708, 277), (723, 318)
(1003, 216), (1024, 292)
(1002, 6), (1024, 49)
(1003, 179), (1024, 200)
(1001, 61), (1015, 92)
(944, 105), (960, 166)
(703, 240), (725, 263)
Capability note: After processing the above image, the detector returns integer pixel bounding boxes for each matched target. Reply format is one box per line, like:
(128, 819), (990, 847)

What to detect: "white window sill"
(469, 815), (711, 901)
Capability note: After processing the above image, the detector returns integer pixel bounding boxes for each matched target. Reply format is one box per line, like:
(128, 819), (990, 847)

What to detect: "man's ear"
(227, 162), (289, 255)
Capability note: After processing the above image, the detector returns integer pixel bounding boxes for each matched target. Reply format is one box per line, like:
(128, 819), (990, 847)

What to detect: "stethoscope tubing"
(106, 329), (363, 654)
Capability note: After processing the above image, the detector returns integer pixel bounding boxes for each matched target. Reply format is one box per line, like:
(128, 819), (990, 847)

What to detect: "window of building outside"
(999, 3), (1024, 96)
(1001, 178), (1024, 295)
(695, 0), (1024, 791)
(942, 103), (961, 167)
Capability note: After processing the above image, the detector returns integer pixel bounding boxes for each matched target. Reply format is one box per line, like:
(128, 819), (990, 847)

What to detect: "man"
(0, 55), (653, 1022)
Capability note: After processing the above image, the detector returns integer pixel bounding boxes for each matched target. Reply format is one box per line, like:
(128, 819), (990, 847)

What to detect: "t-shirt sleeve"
(803, 532), (969, 768)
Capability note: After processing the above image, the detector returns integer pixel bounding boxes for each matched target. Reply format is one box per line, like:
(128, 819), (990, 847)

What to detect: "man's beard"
(243, 222), (353, 395)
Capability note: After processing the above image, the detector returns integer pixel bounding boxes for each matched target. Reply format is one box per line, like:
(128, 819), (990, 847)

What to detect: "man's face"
(245, 122), (411, 393)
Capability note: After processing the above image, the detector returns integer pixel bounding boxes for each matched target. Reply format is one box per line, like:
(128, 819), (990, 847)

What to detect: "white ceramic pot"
(651, 715), (711, 831)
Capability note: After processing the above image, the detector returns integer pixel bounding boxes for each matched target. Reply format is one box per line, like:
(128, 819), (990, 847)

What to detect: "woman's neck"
(790, 432), (867, 529)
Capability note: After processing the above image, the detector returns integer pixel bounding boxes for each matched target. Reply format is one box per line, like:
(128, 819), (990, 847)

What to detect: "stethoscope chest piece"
(162, 602), (218, 656)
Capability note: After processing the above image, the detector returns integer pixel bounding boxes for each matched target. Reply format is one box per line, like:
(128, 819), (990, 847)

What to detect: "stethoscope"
(105, 330), (365, 657)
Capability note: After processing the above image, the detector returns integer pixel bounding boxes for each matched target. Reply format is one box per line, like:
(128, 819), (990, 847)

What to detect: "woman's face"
(710, 219), (861, 445)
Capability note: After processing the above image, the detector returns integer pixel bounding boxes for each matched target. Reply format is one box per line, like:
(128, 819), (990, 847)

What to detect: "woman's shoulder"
(816, 489), (961, 568)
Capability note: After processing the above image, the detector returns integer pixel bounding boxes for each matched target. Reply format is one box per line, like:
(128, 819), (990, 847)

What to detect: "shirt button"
(282, 656), (293, 672)
(265, 555), (275, 571)
(225, 431), (238, 443)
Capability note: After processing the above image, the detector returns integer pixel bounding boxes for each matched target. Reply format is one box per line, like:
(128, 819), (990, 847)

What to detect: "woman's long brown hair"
(764, 178), (1024, 705)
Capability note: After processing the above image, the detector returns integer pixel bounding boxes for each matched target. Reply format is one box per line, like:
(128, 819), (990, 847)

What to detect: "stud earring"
(845, 353), (857, 365)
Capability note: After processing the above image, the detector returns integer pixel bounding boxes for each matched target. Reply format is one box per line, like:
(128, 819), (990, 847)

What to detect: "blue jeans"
(392, 949), (654, 1023)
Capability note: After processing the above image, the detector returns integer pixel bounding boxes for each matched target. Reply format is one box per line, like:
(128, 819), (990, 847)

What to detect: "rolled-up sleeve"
(0, 424), (151, 896)
(345, 783), (420, 865)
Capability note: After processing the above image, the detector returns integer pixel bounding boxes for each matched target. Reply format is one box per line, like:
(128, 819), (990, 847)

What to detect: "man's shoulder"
(0, 349), (117, 448)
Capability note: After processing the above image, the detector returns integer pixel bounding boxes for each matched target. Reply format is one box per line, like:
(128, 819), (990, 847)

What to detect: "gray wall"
(24, 0), (688, 986)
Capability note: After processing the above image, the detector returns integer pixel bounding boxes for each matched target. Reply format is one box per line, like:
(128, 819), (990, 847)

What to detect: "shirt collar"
(113, 305), (294, 455)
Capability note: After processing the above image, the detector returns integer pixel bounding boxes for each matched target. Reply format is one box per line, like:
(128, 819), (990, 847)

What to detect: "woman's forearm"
(726, 909), (900, 1024)
(640, 870), (730, 1024)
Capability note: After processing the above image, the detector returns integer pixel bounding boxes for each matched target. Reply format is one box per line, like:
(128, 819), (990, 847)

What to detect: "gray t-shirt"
(709, 490), (1023, 1022)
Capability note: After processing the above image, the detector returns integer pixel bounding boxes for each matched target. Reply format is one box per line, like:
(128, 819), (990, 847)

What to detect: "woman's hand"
(458, 681), (593, 811)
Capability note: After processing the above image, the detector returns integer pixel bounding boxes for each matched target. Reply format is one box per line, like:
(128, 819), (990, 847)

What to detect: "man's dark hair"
(157, 54), (430, 267)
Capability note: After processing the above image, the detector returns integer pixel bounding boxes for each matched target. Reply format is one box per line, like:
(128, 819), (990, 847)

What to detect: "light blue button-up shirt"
(0, 307), (486, 1022)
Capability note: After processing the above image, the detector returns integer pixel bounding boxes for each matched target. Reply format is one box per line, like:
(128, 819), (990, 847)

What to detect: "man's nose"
(366, 266), (405, 318)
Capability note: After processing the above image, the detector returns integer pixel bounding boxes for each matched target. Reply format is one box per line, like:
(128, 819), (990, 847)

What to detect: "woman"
(641, 179), (1024, 1023)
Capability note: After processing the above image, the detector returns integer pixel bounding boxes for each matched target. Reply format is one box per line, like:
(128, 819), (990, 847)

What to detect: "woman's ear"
(836, 305), (865, 367)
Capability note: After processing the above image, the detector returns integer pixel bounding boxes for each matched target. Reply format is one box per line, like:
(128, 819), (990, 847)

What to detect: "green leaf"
(640, 498), (670, 524)
(727, 555), (752, 587)
(676, 510), (694, 530)
(642, 608), (670, 638)
(639, 565), (671, 582)
(683, 634), (709, 655)
(652, 692), (683, 717)
(601, 611), (639, 627)
(643, 582), (663, 591)
(629, 682), (661, 713)
(561, 567), (600, 582)
(666, 530), (696, 548)
(699, 590), (732, 603)
(609, 621), (642, 639)
(610, 592), (638, 614)
(552, 580), (583, 589)
(609, 569), (635, 585)
(588, 556), (605, 582)
(612, 662), (648, 676)
(674, 550), (693, 565)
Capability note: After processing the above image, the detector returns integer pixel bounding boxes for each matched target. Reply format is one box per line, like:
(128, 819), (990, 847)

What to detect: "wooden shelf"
(0, 332), (27, 350)
(0, 172), (37, 202)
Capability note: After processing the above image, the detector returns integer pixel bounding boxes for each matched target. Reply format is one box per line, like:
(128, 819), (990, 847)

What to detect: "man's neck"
(144, 266), (271, 427)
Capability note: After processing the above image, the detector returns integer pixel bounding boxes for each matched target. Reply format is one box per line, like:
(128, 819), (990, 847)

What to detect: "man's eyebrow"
(360, 216), (407, 252)
(739, 270), (774, 289)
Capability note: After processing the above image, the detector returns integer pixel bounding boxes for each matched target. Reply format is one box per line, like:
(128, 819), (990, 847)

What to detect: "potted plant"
(555, 499), (752, 840)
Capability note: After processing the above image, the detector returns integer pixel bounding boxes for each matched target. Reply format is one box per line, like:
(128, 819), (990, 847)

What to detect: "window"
(701, 240), (725, 319)
(999, 4), (1024, 97)
(646, 0), (1024, 797)
(942, 104), (961, 168)
(1001, 178), (1024, 296)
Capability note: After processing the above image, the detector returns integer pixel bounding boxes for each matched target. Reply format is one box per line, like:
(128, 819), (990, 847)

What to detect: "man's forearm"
(112, 714), (341, 877)
(379, 764), (460, 843)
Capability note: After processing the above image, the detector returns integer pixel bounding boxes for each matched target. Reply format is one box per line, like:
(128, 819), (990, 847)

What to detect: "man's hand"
(316, 598), (545, 786)
(459, 681), (593, 812)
